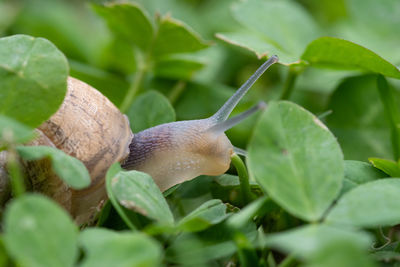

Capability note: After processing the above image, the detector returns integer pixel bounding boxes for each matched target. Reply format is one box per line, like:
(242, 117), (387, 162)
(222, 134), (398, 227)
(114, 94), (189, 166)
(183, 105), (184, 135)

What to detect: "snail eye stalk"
(210, 55), (278, 123)
(207, 102), (267, 134)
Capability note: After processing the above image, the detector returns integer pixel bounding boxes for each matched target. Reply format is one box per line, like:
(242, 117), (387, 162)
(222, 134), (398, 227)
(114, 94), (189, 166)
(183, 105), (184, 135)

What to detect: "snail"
(122, 56), (278, 190)
(0, 55), (278, 224)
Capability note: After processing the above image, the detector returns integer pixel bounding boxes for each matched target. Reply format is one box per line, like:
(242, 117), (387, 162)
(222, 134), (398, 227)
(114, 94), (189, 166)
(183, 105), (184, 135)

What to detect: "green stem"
(280, 67), (299, 100)
(119, 67), (146, 113)
(231, 153), (253, 205)
(168, 81), (186, 105)
(377, 75), (400, 160)
(373, 227), (390, 249)
(234, 232), (259, 267)
(96, 200), (111, 227)
(267, 252), (277, 267)
(6, 148), (25, 197)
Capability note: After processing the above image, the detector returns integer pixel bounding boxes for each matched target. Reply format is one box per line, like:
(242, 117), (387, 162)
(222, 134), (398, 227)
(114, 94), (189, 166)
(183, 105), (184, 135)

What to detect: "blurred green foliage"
(1, 0), (400, 266)
(2, 0), (399, 159)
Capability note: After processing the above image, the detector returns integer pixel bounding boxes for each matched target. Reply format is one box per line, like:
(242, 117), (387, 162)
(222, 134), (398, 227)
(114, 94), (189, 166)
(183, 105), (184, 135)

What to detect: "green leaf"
(338, 0), (400, 64)
(165, 221), (257, 266)
(326, 75), (393, 160)
(165, 233), (235, 266)
(220, 0), (319, 64)
(11, 0), (109, 64)
(3, 194), (78, 267)
(213, 174), (242, 187)
(16, 146), (90, 189)
(0, 237), (12, 267)
(153, 16), (209, 57)
(233, 0), (319, 53)
(0, 115), (36, 145)
(0, 34), (68, 127)
(346, 0), (400, 37)
(154, 54), (205, 80)
(377, 75), (400, 159)
(126, 91), (176, 133)
(216, 31), (288, 63)
(92, 3), (153, 50)
(98, 38), (136, 76)
(262, 224), (372, 260)
(226, 196), (271, 230)
(341, 160), (386, 194)
(248, 101), (343, 221)
(105, 163), (137, 230)
(79, 228), (162, 267)
(369, 158), (400, 177)
(178, 199), (227, 232)
(233, 232), (259, 267)
(326, 178), (400, 227)
(93, 2), (208, 84)
(210, 174), (262, 201)
(112, 169), (174, 225)
(305, 238), (376, 267)
(301, 37), (400, 79)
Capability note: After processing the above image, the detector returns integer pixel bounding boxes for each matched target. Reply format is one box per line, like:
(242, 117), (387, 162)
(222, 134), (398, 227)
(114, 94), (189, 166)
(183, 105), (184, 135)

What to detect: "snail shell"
(25, 77), (132, 224)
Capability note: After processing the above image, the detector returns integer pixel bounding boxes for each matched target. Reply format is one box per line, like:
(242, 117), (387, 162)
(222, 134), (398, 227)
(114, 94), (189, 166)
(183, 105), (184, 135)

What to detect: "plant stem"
(119, 67), (146, 113)
(267, 252), (277, 267)
(6, 148), (25, 197)
(377, 75), (400, 160)
(231, 153), (253, 205)
(234, 232), (259, 267)
(280, 67), (299, 100)
(96, 200), (111, 227)
(168, 81), (186, 105)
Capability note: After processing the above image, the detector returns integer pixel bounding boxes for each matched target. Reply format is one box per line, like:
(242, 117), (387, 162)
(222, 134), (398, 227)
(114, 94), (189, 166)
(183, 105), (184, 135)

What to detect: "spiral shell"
(25, 77), (133, 224)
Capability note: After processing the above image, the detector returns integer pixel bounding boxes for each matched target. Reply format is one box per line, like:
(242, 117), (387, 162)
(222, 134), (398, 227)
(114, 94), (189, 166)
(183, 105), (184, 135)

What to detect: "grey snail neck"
(121, 119), (232, 191)
(121, 120), (201, 170)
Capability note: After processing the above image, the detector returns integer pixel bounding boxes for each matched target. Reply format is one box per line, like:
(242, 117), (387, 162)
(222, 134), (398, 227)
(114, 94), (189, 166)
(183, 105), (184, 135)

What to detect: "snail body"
(0, 55), (278, 224)
(122, 55), (278, 190)
(122, 119), (233, 191)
